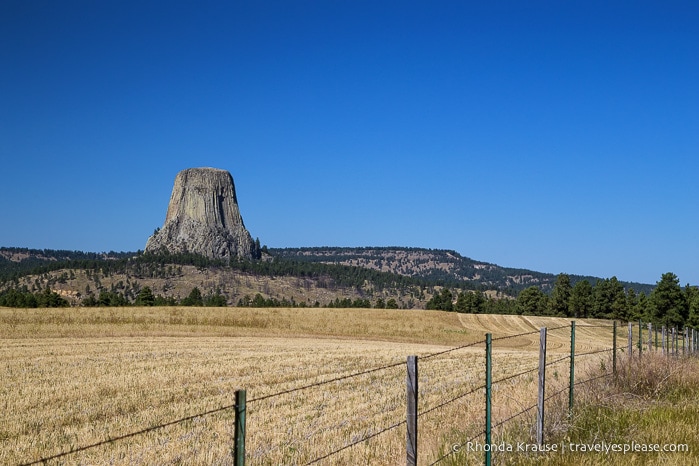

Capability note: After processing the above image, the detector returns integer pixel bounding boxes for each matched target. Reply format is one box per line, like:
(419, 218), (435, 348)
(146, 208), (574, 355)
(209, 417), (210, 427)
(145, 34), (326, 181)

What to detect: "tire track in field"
(455, 314), (615, 353)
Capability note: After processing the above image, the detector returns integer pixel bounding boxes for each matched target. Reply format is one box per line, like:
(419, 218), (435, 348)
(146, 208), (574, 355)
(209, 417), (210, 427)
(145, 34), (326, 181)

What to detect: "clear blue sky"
(2, 1), (697, 286)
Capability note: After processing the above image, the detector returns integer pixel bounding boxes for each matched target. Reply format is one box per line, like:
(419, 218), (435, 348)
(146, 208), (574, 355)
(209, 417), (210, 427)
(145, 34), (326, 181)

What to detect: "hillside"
(0, 246), (654, 309)
(269, 246), (654, 294)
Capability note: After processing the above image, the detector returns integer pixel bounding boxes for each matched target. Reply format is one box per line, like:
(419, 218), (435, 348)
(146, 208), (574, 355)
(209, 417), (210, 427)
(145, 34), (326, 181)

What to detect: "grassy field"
(2, 306), (681, 465)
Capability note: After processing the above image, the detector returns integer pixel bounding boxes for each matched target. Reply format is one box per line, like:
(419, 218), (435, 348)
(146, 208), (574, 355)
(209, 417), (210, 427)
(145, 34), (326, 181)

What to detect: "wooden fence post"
(638, 320), (642, 357)
(406, 355), (418, 466)
(537, 328), (547, 447)
(628, 322), (633, 359)
(662, 326), (666, 356)
(485, 333), (492, 466)
(612, 321), (617, 379)
(672, 327), (677, 356)
(234, 389), (246, 466)
(647, 323), (652, 353)
(569, 321), (575, 418)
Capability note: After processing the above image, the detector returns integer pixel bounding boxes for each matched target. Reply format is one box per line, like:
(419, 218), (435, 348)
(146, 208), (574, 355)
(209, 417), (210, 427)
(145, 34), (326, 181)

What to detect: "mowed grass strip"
(0, 306), (618, 349)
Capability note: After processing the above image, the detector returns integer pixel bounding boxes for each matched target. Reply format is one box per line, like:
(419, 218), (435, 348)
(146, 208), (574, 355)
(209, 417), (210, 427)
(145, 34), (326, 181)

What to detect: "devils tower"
(145, 167), (258, 260)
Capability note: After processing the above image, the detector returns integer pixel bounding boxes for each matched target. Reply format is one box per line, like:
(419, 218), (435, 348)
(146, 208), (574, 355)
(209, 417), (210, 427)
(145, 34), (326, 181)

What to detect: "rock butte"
(145, 167), (258, 260)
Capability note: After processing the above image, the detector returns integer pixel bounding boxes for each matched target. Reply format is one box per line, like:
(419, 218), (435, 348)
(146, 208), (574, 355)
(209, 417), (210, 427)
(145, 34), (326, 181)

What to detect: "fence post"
(612, 321), (617, 379)
(655, 325), (658, 351)
(662, 326), (666, 356)
(485, 333), (492, 466)
(537, 327), (547, 447)
(691, 329), (694, 354)
(234, 389), (246, 466)
(406, 355), (418, 466)
(569, 321), (575, 418)
(647, 323), (652, 353)
(628, 322), (633, 359)
(638, 319), (642, 357)
(672, 327), (677, 356)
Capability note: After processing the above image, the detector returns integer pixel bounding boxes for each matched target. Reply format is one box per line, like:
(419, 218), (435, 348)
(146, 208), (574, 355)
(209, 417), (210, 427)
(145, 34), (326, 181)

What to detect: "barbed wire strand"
(491, 402), (538, 430)
(418, 383), (486, 418)
(492, 364), (539, 385)
(19, 402), (239, 466)
(546, 354), (571, 367)
(575, 347), (615, 358)
(573, 371), (613, 387)
(249, 359), (405, 403)
(421, 339), (484, 360)
(491, 329), (540, 343)
(546, 323), (576, 332)
(303, 419), (406, 465)
(580, 324), (617, 329)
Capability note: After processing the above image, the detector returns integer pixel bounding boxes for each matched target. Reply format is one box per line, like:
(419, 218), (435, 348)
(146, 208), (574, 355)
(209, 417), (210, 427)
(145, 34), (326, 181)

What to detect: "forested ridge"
(268, 246), (654, 295)
(2, 246), (695, 328)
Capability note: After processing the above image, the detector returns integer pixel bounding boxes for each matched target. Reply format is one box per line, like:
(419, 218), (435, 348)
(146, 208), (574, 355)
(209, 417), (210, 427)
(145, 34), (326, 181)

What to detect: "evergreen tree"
(686, 285), (699, 327)
(548, 273), (572, 316)
(426, 288), (454, 311)
(625, 288), (639, 320)
(569, 280), (592, 318)
(592, 277), (627, 319)
(182, 287), (204, 306)
(516, 286), (548, 315)
(455, 290), (485, 313)
(650, 273), (687, 328)
(135, 286), (155, 306)
(204, 291), (228, 307)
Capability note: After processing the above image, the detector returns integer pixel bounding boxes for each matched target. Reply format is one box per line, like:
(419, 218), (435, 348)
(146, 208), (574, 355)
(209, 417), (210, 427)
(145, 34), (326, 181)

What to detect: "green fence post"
(406, 355), (418, 466)
(234, 389), (246, 466)
(569, 321), (575, 418)
(485, 333), (492, 466)
(655, 325), (658, 351)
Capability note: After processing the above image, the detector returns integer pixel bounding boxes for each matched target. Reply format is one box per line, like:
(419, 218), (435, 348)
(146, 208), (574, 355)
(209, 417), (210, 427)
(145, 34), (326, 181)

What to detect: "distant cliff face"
(145, 168), (257, 260)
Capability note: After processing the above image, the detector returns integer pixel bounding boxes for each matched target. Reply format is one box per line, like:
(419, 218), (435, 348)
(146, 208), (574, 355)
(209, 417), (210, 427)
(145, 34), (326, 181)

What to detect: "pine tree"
(548, 273), (572, 316)
(650, 273), (688, 328)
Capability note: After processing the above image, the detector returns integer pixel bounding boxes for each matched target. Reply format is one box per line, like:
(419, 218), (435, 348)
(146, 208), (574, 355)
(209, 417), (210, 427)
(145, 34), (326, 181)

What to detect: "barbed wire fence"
(19, 320), (698, 465)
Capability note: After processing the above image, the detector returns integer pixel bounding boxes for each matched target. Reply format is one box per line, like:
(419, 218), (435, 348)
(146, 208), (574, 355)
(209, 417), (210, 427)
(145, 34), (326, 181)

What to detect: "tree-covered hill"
(268, 246), (654, 296)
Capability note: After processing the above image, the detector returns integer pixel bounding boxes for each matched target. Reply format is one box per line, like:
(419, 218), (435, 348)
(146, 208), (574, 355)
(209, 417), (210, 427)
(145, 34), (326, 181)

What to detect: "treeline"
(428, 272), (699, 328)
(0, 287), (69, 308)
(82, 286), (228, 307)
(0, 284), (229, 308)
(236, 294), (401, 309)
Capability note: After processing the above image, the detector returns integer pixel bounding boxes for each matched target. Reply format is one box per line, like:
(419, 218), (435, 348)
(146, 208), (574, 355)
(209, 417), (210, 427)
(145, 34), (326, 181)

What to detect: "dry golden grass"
(0, 307), (623, 465)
